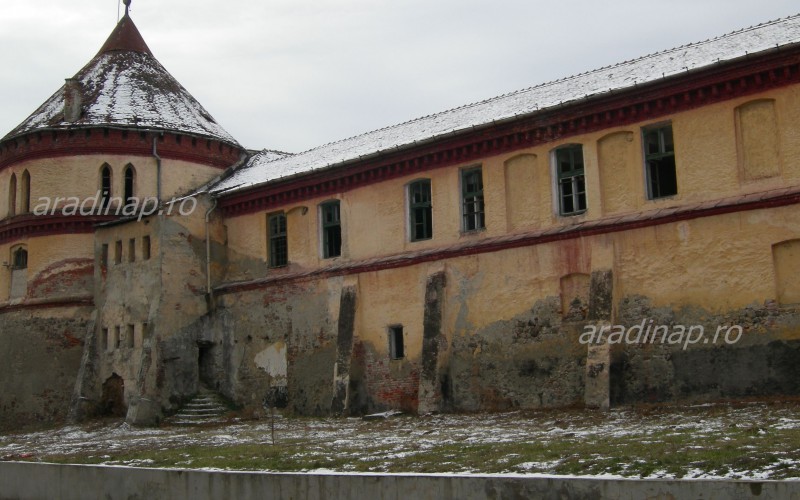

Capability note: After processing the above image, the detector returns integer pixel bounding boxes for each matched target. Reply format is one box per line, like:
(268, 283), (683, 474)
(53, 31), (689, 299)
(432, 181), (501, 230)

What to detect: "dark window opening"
(114, 240), (122, 265)
(142, 236), (151, 260)
(124, 165), (135, 205)
(12, 248), (27, 269)
(321, 201), (342, 258)
(389, 325), (405, 360)
(8, 173), (16, 217)
(461, 168), (485, 231)
(101, 165), (112, 206)
(644, 125), (677, 199)
(101, 244), (109, 268)
(128, 238), (136, 263)
(268, 213), (288, 268)
(21, 170), (30, 214)
(556, 145), (587, 216)
(409, 180), (433, 241)
(126, 324), (135, 349)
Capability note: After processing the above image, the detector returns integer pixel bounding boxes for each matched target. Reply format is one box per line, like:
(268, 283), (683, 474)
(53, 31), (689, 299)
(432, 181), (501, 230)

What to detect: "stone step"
(168, 388), (234, 426)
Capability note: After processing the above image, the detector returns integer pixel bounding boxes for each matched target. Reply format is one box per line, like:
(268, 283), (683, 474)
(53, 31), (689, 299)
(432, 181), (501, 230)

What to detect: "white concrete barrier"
(0, 462), (795, 499)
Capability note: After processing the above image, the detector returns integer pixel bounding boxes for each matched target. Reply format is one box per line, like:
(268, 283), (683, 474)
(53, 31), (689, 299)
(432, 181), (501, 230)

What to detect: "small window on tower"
(142, 236), (151, 260)
(114, 240), (122, 265)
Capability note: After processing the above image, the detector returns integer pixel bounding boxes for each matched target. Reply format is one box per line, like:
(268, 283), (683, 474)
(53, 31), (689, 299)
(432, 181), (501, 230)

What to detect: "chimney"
(64, 79), (82, 123)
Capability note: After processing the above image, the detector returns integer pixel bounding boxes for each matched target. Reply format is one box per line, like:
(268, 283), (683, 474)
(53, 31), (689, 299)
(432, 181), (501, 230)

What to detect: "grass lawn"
(2, 399), (800, 479)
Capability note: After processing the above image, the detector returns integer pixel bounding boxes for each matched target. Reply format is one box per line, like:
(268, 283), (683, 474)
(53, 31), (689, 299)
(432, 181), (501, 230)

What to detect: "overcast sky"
(1, 1), (798, 153)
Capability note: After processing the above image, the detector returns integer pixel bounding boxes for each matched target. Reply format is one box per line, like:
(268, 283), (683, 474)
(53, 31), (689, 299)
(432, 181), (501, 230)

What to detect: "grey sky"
(1, 1), (798, 153)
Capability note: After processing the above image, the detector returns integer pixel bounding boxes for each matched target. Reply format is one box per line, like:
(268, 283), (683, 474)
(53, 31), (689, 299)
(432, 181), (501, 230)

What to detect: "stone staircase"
(169, 387), (232, 425)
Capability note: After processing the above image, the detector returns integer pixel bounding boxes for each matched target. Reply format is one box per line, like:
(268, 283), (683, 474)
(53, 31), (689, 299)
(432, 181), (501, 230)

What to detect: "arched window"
(124, 164), (135, 205)
(12, 247), (27, 270)
(21, 170), (30, 214)
(8, 173), (16, 217)
(101, 164), (112, 205)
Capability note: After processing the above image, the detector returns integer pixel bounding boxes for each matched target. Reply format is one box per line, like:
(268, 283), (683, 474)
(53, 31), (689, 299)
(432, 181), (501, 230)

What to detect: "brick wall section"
(352, 339), (420, 413)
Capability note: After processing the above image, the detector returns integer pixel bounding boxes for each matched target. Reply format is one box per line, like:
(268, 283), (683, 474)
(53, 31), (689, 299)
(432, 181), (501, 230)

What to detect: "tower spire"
(123, 0), (131, 17)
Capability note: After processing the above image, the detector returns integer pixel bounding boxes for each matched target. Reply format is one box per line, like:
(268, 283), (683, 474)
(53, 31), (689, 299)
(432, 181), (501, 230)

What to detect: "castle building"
(1, 8), (800, 426)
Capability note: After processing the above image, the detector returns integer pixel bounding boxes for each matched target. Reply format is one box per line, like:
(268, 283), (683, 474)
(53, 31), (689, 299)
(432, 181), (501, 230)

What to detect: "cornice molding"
(0, 296), (94, 314)
(0, 213), (118, 245)
(0, 129), (242, 171)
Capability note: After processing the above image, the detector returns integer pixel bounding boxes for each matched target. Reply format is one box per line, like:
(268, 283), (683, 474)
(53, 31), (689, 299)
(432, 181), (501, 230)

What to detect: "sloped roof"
(210, 13), (800, 196)
(2, 14), (239, 146)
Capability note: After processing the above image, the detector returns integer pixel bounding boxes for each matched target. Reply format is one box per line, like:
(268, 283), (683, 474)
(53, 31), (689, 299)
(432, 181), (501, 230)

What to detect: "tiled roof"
(210, 13), (800, 196)
(2, 15), (239, 146)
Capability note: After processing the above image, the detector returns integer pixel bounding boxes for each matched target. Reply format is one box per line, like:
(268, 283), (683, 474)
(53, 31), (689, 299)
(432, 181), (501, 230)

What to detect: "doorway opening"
(101, 373), (126, 417)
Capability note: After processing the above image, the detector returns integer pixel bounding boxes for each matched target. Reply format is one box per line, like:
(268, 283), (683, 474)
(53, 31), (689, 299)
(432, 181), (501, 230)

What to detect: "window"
(114, 240), (122, 265)
(461, 168), (485, 231)
(12, 247), (27, 269)
(8, 173), (16, 217)
(321, 201), (342, 258)
(101, 328), (109, 352)
(124, 164), (135, 205)
(643, 124), (677, 199)
(20, 170), (30, 214)
(101, 164), (112, 206)
(556, 145), (587, 216)
(142, 236), (151, 260)
(408, 180), (433, 241)
(388, 325), (405, 360)
(128, 238), (136, 263)
(268, 213), (288, 268)
(113, 326), (121, 350)
(126, 324), (135, 349)
(101, 244), (109, 267)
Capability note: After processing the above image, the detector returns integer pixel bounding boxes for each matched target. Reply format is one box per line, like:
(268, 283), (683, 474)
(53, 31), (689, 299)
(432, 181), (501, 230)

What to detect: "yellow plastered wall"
(222, 87), (800, 283)
(0, 233), (94, 303)
(0, 154), (222, 220)
(355, 268), (426, 360)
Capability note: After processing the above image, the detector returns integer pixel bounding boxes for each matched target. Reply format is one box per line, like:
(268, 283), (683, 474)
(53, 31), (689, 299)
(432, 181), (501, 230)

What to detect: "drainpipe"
(152, 134), (162, 201)
(204, 197), (218, 310)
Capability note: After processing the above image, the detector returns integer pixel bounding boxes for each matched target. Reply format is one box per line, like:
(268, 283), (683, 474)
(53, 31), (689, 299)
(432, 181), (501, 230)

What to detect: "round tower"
(0, 7), (244, 427)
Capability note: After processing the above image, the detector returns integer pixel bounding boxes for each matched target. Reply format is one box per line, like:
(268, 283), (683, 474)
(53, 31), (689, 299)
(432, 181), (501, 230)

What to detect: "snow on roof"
(2, 16), (239, 146)
(210, 14), (800, 196)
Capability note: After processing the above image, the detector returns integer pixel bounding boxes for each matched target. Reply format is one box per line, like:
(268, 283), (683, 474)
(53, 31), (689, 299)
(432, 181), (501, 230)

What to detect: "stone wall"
(0, 306), (91, 429)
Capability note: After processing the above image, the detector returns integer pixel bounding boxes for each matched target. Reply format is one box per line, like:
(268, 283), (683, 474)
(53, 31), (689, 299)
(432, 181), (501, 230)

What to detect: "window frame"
(11, 246), (28, 270)
(268, 212), (288, 268)
(461, 167), (485, 232)
(124, 164), (136, 205)
(408, 179), (433, 242)
(554, 144), (587, 216)
(320, 200), (342, 259)
(388, 324), (405, 360)
(20, 170), (30, 214)
(8, 173), (17, 217)
(642, 123), (677, 200)
(100, 164), (112, 207)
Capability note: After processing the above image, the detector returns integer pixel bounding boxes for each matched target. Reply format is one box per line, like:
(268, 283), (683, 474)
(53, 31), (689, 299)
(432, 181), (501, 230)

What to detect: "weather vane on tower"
(124, 0), (132, 17)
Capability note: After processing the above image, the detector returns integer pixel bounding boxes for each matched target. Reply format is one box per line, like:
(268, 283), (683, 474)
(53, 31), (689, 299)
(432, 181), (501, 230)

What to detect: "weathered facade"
(1, 9), (800, 427)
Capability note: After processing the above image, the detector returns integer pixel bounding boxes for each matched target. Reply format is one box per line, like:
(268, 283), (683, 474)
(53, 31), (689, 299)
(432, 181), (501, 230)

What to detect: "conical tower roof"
(2, 12), (239, 146)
